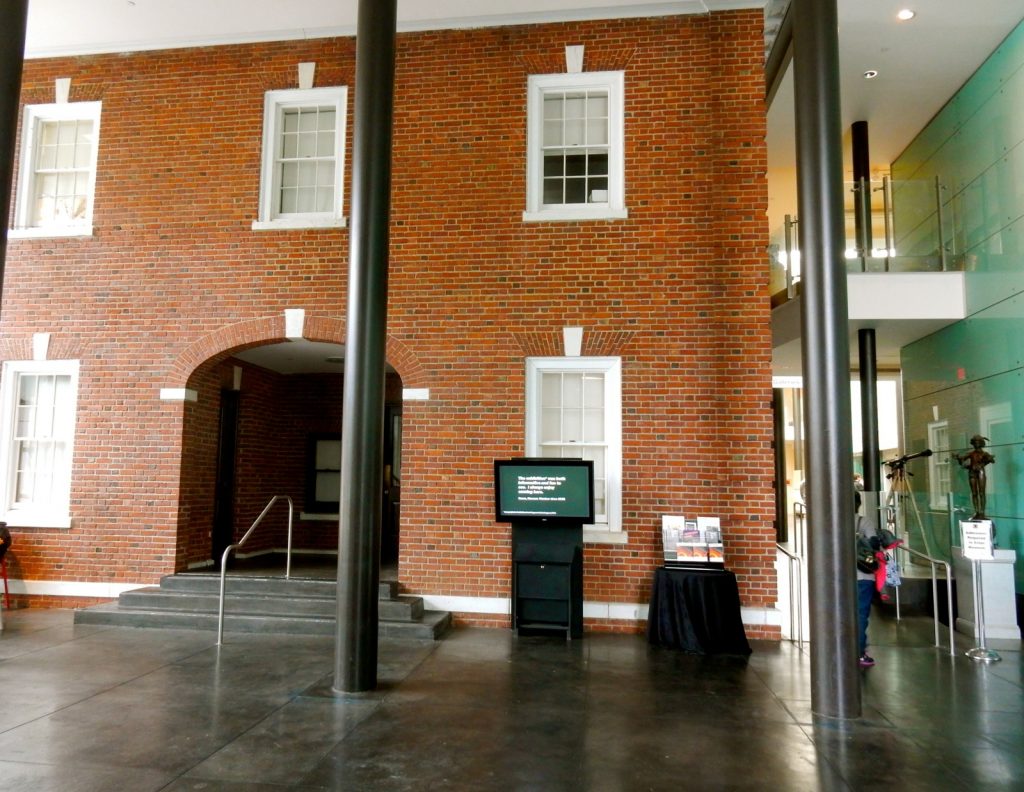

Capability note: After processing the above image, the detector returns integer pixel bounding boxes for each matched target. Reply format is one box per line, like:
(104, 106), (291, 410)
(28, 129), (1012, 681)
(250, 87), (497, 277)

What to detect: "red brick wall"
(1, 11), (775, 631)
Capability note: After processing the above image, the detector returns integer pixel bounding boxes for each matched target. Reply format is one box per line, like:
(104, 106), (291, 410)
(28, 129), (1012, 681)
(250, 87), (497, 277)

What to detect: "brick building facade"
(1, 10), (778, 635)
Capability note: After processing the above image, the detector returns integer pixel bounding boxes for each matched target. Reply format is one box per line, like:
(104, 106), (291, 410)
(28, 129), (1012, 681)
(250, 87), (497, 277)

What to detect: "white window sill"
(1, 511), (72, 529)
(252, 217), (347, 231)
(522, 207), (628, 223)
(584, 528), (628, 545)
(8, 226), (94, 239)
(300, 511), (339, 521)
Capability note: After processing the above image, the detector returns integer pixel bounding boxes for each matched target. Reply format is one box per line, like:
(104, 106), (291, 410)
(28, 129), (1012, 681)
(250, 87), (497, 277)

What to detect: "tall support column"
(792, 0), (860, 719)
(334, 0), (397, 694)
(852, 121), (872, 259)
(0, 0), (30, 311)
(858, 329), (881, 532)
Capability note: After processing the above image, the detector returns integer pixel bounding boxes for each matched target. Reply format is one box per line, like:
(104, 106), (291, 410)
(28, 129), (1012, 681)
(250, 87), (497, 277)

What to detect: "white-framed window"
(11, 102), (101, 238)
(927, 420), (950, 511)
(253, 87), (347, 231)
(523, 71), (627, 223)
(0, 360), (80, 529)
(525, 357), (623, 542)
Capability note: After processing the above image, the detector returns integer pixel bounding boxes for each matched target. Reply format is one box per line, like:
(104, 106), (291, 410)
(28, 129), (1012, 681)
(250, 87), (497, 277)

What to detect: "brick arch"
(169, 316), (284, 385)
(167, 314), (428, 388)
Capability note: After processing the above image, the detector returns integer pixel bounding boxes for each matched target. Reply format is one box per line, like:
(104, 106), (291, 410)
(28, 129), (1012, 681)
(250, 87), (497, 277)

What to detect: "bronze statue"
(952, 435), (995, 518)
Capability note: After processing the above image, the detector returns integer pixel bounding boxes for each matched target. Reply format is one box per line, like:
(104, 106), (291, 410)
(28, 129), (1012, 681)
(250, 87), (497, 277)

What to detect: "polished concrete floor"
(0, 605), (1021, 791)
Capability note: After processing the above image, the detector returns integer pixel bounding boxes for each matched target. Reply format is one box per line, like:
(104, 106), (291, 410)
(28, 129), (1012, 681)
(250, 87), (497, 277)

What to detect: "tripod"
(883, 453), (932, 558)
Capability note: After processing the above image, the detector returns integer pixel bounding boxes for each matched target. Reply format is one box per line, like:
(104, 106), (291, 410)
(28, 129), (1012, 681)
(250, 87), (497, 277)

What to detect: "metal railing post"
(784, 214), (797, 297)
(216, 495), (294, 645)
(935, 175), (948, 271)
(879, 176), (892, 271)
(891, 543), (955, 656)
(777, 544), (805, 647)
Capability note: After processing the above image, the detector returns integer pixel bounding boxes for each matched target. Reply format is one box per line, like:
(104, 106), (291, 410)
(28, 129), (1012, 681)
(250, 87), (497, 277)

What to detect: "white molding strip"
(421, 595), (512, 615)
(419, 594), (781, 628)
(160, 388), (198, 402)
(740, 606), (783, 627)
(583, 601), (650, 621)
(7, 579), (150, 598)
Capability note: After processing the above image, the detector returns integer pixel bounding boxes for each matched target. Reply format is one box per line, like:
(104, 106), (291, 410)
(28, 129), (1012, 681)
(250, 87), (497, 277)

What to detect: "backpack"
(856, 534), (879, 574)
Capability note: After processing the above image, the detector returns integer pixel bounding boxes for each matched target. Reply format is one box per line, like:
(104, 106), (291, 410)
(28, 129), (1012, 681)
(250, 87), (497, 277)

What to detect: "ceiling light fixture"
(863, 70), (879, 79)
(897, 9), (916, 21)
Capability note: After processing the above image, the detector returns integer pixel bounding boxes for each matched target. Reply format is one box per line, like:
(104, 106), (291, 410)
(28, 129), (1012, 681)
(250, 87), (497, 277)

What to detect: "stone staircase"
(74, 573), (452, 640)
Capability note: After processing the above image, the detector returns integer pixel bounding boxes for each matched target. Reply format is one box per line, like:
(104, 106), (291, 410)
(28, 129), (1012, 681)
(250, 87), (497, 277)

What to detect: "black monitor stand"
(511, 523), (583, 639)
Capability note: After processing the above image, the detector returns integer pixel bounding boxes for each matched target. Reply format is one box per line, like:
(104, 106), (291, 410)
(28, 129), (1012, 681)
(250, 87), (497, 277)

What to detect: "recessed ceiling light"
(897, 9), (915, 21)
(863, 70), (879, 79)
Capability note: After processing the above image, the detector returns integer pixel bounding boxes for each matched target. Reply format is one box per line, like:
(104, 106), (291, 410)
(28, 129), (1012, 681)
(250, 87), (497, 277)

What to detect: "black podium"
(512, 524), (583, 639)
(647, 566), (751, 655)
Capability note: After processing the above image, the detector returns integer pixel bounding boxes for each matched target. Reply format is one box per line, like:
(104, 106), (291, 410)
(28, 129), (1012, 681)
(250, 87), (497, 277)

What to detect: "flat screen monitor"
(494, 458), (595, 525)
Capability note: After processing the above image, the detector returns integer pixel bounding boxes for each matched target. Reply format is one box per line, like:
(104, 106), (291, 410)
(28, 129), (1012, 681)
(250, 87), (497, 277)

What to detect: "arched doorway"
(178, 336), (404, 577)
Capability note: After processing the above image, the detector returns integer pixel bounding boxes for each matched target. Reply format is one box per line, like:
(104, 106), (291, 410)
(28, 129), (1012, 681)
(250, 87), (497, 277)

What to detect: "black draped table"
(647, 566), (751, 655)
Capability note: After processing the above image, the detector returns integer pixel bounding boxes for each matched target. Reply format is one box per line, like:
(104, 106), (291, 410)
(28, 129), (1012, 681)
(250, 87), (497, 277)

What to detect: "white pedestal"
(952, 546), (1020, 640)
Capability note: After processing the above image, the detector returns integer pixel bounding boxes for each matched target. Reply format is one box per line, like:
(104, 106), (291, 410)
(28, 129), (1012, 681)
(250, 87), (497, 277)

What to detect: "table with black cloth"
(646, 566), (752, 654)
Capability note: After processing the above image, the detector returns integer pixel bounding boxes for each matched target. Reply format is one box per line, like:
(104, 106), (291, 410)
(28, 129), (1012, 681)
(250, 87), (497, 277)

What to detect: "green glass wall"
(895, 19), (1024, 595)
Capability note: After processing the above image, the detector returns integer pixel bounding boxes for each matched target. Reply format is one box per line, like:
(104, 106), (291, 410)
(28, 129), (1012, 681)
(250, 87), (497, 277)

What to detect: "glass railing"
(770, 177), (955, 297)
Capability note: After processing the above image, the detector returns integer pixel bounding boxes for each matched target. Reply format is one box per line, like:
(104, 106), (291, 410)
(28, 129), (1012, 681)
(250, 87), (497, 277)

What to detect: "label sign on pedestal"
(961, 520), (994, 561)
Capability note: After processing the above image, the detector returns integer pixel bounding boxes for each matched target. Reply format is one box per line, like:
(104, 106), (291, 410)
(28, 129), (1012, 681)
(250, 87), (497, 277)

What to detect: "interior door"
(212, 390), (240, 566)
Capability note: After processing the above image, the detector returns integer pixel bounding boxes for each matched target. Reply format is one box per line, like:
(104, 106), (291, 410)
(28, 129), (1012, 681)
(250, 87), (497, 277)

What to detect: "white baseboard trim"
(419, 595), (780, 628)
(741, 606), (783, 627)
(6, 579), (151, 598)
(420, 595), (512, 615)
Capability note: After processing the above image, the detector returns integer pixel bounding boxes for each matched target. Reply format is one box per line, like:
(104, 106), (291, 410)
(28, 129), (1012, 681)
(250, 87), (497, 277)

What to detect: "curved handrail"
(891, 543), (955, 656)
(216, 495), (294, 645)
(776, 543), (804, 647)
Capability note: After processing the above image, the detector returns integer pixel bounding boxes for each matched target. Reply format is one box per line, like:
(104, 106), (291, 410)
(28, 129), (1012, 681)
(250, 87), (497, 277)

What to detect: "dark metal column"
(852, 121), (872, 259)
(773, 388), (789, 544)
(792, 0), (860, 719)
(334, 0), (397, 694)
(858, 329), (882, 532)
(0, 0), (29, 311)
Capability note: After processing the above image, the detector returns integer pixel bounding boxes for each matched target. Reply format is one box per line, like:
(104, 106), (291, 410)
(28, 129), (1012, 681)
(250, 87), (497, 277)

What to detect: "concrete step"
(73, 572), (449, 640)
(115, 587), (426, 622)
(160, 573), (399, 600)
(75, 602), (452, 640)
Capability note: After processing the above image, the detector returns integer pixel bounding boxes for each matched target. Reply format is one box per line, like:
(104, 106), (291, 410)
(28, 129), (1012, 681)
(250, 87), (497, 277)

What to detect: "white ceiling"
(21, 1), (1024, 375)
(23, 0), (757, 58)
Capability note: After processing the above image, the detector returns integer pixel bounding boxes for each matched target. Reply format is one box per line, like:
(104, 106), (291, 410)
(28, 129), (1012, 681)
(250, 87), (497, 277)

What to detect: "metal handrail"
(776, 543), (804, 648)
(891, 543), (956, 656)
(792, 501), (806, 557)
(216, 495), (294, 645)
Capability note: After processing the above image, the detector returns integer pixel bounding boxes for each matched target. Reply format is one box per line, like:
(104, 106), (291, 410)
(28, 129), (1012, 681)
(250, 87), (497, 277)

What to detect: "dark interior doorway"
(381, 404), (402, 567)
(212, 389), (240, 565)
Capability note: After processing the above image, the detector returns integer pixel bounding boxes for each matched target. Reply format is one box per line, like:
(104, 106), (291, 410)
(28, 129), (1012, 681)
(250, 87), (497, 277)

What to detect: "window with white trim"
(927, 420), (950, 511)
(253, 87), (347, 230)
(524, 71), (626, 222)
(0, 360), (80, 529)
(12, 102), (101, 238)
(525, 357), (622, 541)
